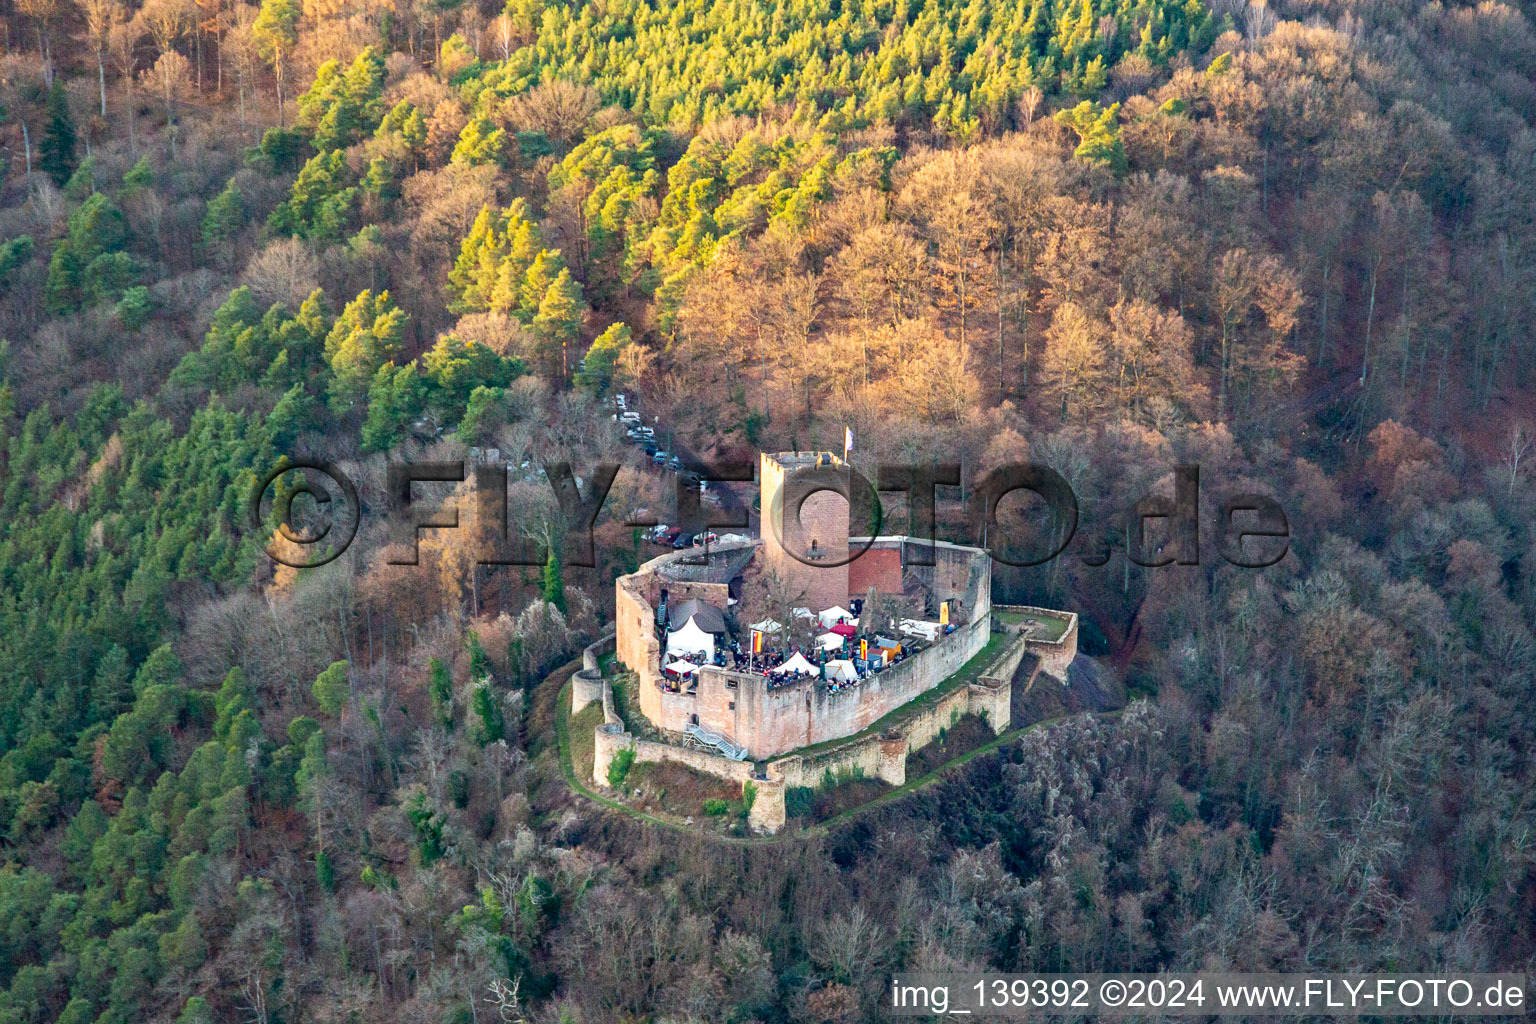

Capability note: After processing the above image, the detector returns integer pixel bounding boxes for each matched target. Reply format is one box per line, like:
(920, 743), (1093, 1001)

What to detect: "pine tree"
(1053, 100), (1126, 174)
(39, 79), (76, 186)
(448, 206), (503, 312)
(470, 677), (503, 744)
(311, 659), (350, 717)
(268, 150), (357, 242)
(45, 192), (128, 314)
(325, 289), (407, 409)
(360, 361), (424, 452)
(456, 385), (509, 442)
(531, 268), (587, 380)
(542, 547), (566, 612)
(201, 178), (244, 253)
(518, 248), (564, 321)
(252, 0), (302, 123)
(451, 117), (508, 167)
(428, 657), (453, 728)
(574, 321), (631, 394)
(421, 333), (523, 419)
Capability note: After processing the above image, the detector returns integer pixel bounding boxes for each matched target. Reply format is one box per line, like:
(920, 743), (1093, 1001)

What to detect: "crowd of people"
(661, 600), (962, 695)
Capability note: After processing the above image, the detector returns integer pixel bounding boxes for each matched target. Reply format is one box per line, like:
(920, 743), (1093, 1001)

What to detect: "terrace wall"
(591, 670), (1016, 833)
(993, 605), (1078, 679)
(593, 723), (784, 830)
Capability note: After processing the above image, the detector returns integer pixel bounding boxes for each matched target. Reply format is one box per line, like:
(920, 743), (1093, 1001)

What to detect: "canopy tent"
(792, 606), (816, 620)
(670, 598), (728, 634)
(771, 652), (818, 675)
(750, 618), (783, 634)
(666, 618), (716, 660)
(664, 659), (699, 675)
(824, 659), (858, 683)
(818, 606), (853, 629)
(829, 622), (857, 638)
(817, 632), (845, 652)
(899, 619), (941, 641)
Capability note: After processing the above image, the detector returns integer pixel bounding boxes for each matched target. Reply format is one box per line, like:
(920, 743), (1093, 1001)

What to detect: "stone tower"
(760, 451), (851, 613)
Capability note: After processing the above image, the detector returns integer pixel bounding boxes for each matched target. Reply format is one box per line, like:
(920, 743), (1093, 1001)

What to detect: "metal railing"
(683, 722), (749, 761)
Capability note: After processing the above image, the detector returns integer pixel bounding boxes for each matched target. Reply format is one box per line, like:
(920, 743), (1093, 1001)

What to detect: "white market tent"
(792, 606), (816, 620)
(771, 652), (818, 675)
(750, 618), (783, 634)
(817, 631), (846, 652)
(667, 618), (716, 660)
(818, 606), (853, 629)
(824, 659), (858, 683)
(665, 659), (699, 675)
(899, 619), (941, 641)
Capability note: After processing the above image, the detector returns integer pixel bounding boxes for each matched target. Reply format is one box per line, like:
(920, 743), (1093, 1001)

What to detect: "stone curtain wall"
(569, 631), (615, 715)
(589, 609), (1032, 834)
(591, 670), (1015, 833)
(613, 542), (756, 727)
(591, 722), (784, 829)
(615, 536), (996, 759)
(890, 536), (993, 622)
(615, 570), (665, 724)
(711, 611), (990, 758)
(993, 605), (1079, 679)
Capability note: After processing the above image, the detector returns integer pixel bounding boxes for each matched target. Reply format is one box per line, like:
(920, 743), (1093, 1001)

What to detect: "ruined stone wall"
(994, 605), (1079, 680)
(617, 536), (996, 760)
(894, 537), (993, 621)
(654, 578), (733, 607)
(694, 612), (989, 759)
(616, 546), (758, 728)
(765, 673), (1014, 794)
(569, 632), (615, 715)
(615, 573), (664, 723)
(592, 724), (785, 830)
(590, 644), (1023, 834)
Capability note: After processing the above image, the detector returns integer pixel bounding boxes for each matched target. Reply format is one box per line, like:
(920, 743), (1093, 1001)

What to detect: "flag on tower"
(844, 426), (853, 460)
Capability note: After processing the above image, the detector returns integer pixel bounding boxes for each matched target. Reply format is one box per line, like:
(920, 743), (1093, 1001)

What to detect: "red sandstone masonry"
(616, 536), (993, 758)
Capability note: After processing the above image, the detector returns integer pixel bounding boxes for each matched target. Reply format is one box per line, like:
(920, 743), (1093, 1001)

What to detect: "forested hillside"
(0, 0), (1533, 1019)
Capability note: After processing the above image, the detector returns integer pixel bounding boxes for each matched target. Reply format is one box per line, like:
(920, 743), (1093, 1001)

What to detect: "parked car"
(691, 532), (718, 547)
(634, 426), (655, 438)
(666, 455), (683, 471)
(652, 451), (669, 464)
(642, 441), (660, 456)
(644, 524), (669, 542)
(613, 394), (627, 410)
(672, 532), (695, 548)
(619, 411), (641, 424)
